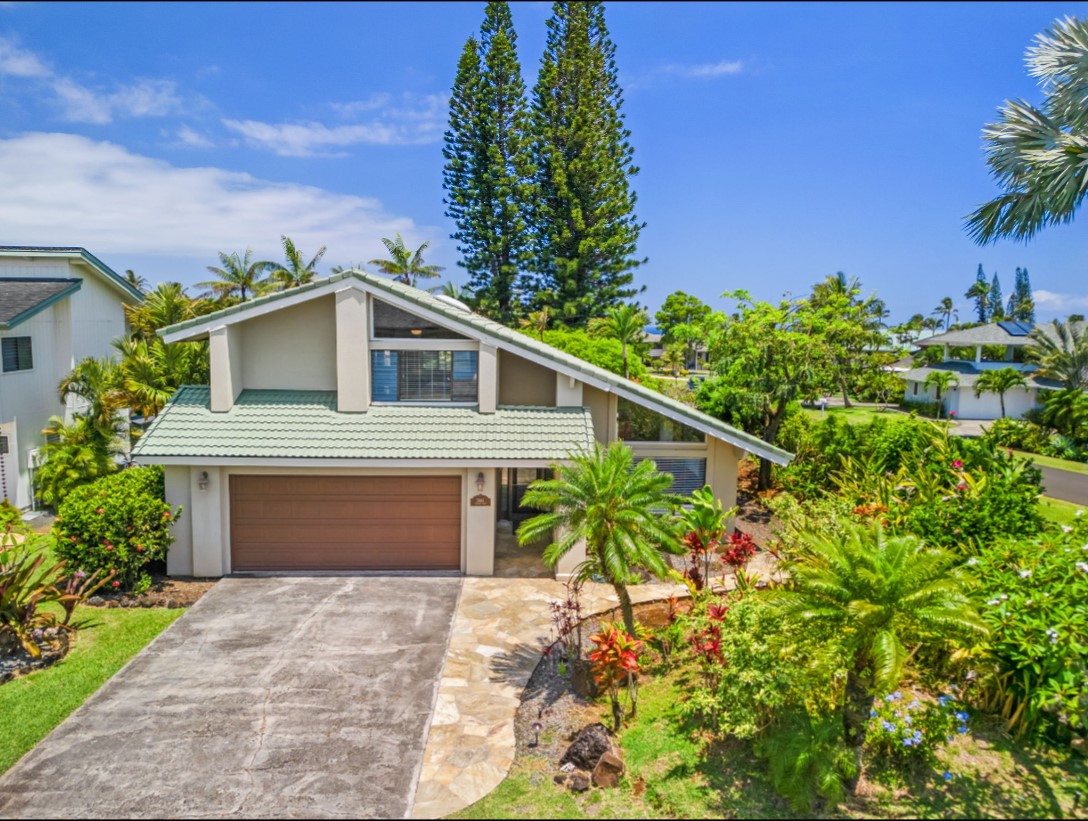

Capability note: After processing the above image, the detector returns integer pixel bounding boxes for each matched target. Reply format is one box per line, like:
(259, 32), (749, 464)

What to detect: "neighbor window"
(371, 350), (478, 402)
(1, 337), (32, 373)
(617, 398), (704, 442)
(636, 456), (707, 496)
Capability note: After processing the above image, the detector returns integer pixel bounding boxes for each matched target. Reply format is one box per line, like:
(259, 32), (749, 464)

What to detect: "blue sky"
(1, 1), (1086, 323)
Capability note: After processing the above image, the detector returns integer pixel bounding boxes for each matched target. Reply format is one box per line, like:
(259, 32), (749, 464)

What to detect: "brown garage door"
(229, 475), (462, 571)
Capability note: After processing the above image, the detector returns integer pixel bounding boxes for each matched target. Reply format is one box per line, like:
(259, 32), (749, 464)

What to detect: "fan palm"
(268, 235), (327, 290)
(198, 248), (273, 303)
(967, 17), (1088, 243)
(775, 522), (987, 774)
(368, 234), (444, 287)
(1027, 318), (1088, 389)
(591, 304), (647, 379)
(974, 366), (1028, 417)
(517, 442), (682, 635)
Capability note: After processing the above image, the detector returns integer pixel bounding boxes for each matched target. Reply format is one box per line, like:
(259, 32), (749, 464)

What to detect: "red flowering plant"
(720, 530), (758, 584)
(589, 621), (644, 731)
(53, 466), (181, 594)
(676, 486), (736, 591)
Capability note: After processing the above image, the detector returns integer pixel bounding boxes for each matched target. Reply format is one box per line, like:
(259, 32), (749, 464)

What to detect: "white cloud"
(174, 126), (214, 148)
(0, 36), (185, 123)
(224, 93), (447, 157)
(665, 59), (744, 78)
(0, 36), (50, 78)
(1033, 289), (1088, 310)
(0, 132), (425, 268)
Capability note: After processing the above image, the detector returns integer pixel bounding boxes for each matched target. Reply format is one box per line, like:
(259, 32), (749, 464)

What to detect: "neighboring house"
(0, 247), (142, 508)
(644, 325), (707, 370)
(899, 320), (1070, 420)
(132, 271), (791, 580)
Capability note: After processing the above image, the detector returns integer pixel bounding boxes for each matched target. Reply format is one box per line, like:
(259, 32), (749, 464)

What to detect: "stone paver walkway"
(410, 577), (683, 819)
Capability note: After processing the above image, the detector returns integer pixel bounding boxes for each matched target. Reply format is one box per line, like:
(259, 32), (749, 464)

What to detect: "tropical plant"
(775, 522), (988, 781)
(965, 278), (991, 324)
(518, 306), (550, 341)
(757, 710), (858, 813)
(517, 441), (682, 634)
(676, 485), (733, 591)
(865, 691), (965, 771)
(662, 343), (685, 377)
(368, 234), (444, 287)
(1027, 318), (1088, 389)
(1039, 386), (1088, 439)
(588, 621), (643, 730)
(113, 337), (209, 419)
(123, 269), (148, 293)
(57, 357), (124, 438)
(590, 304), (647, 379)
(967, 16), (1088, 243)
(35, 416), (120, 508)
(974, 367), (1028, 418)
(922, 370), (959, 417)
(197, 248), (273, 303)
(268, 235), (327, 290)
(124, 282), (200, 341)
(933, 296), (958, 331)
(54, 466), (180, 594)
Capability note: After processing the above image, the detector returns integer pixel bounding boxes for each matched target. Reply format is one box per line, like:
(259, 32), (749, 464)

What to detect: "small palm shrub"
(53, 466), (181, 594)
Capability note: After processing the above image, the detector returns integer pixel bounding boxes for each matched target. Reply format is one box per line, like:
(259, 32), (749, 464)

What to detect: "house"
(0, 247), (143, 508)
(131, 271), (791, 580)
(899, 320), (1069, 420)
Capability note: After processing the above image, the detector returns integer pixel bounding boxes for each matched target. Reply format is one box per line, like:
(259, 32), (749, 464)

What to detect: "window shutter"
(637, 457), (707, 496)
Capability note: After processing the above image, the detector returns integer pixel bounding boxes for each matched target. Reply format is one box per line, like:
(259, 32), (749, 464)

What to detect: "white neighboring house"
(899, 320), (1072, 420)
(0, 247), (142, 508)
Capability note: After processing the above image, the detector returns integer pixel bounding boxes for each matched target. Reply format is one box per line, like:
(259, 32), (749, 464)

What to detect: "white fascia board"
(133, 456), (568, 468)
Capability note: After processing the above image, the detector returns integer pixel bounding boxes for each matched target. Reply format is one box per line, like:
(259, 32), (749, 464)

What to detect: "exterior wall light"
(475, 472), (486, 492)
(198, 471), (209, 491)
(410, 328), (423, 336)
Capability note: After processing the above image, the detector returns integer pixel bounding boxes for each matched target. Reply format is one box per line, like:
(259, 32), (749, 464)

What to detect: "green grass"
(1013, 450), (1088, 475)
(799, 406), (902, 425)
(1038, 495), (1085, 528)
(0, 606), (183, 774)
(453, 668), (1083, 819)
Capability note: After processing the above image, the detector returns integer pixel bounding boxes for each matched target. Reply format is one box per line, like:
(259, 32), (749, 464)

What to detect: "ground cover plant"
(53, 466), (181, 594)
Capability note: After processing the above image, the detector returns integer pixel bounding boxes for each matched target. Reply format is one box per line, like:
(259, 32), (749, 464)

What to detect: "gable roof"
(917, 320), (1087, 349)
(160, 270), (792, 465)
(131, 386), (596, 463)
(0, 247), (143, 302)
(0, 278), (82, 329)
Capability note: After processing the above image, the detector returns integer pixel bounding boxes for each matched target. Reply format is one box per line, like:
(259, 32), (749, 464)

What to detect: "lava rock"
(591, 751), (624, 788)
(559, 723), (614, 772)
(568, 771), (591, 793)
(87, 596), (105, 607)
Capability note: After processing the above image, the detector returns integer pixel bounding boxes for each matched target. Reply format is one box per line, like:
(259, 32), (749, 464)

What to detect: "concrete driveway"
(0, 576), (462, 819)
(1040, 465), (1088, 506)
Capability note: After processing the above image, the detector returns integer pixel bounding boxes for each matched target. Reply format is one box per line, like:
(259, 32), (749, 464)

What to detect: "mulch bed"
(0, 628), (70, 685)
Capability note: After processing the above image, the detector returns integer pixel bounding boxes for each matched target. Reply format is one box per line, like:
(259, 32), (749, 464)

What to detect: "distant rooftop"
(916, 320), (1085, 349)
(0, 246), (142, 302)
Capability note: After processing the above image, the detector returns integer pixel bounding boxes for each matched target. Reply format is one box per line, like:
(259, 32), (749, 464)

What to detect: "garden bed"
(0, 628), (70, 685)
(84, 575), (215, 609)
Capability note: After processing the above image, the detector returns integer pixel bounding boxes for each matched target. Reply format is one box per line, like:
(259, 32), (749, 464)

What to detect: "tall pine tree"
(966, 263), (991, 323)
(1008, 267), (1036, 323)
(989, 272), (1005, 321)
(527, 1), (644, 327)
(443, 2), (533, 325)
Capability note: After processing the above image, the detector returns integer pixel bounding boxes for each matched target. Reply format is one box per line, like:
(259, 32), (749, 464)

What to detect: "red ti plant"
(547, 576), (584, 670)
(719, 530), (757, 585)
(676, 486), (735, 591)
(589, 622), (644, 731)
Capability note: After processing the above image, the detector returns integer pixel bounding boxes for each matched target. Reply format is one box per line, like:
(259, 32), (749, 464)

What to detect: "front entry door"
(500, 467), (548, 523)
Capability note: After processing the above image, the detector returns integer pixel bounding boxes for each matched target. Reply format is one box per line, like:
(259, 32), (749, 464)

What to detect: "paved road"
(1040, 465), (1088, 506)
(0, 576), (462, 819)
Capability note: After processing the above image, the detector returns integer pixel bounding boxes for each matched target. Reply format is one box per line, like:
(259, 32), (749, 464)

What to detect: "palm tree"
(1027, 318), (1088, 389)
(932, 297), (957, 331)
(124, 282), (197, 340)
(123, 269), (148, 293)
(965, 279), (991, 323)
(35, 416), (121, 507)
(268, 235), (327, 290)
(432, 281), (469, 301)
(967, 17), (1088, 243)
(775, 522), (987, 783)
(58, 357), (124, 439)
(591, 304), (647, 379)
(662, 343), (685, 377)
(113, 337), (209, 419)
(923, 370), (959, 418)
(974, 366), (1028, 418)
(517, 442), (681, 635)
(197, 248), (273, 303)
(519, 307), (550, 341)
(1039, 386), (1088, 438)
(368, 234), (444, 287)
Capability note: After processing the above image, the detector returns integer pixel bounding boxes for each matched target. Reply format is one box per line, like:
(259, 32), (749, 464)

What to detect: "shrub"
(866, 691), (964, 772)
(756, 709), (857, 813)
(982, 417), (1052, 454)
(899, 398), (942, 418)
(53, 466), (180, 593)
(0, 500), (22, 531)
(34, 416), (119, 508)
(530, 325), (648, 379)
(966, 517), (1088, 739)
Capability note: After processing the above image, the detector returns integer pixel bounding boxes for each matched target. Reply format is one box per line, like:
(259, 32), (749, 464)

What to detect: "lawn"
(1014, 450), (1088, 475)
(0, 605), (183, 774)
(799, 405), (904, 425)
(1038, 495), (1085, 528)
(453, 668), (1083, 820)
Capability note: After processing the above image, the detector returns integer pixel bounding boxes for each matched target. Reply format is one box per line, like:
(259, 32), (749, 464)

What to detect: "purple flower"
(882, 721), (896, 732)
(74, 570), (87, 579)
(954, 711), (969, 722)
(943, 771), (954, 781)
(957, 725), (968, 734)
(938, 695), (951, 706)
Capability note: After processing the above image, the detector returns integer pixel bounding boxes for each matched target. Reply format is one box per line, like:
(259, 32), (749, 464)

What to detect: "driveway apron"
(0, 576), (462, 819)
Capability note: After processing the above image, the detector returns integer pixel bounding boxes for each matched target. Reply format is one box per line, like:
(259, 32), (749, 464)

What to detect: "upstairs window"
(1, 337), (32, 373)
(371, 350), (478, 402)
(617, 397), (704, 443)
(372, 300), (467, 339)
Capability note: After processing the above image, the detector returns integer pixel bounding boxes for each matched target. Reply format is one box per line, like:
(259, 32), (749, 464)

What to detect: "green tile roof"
(132, 386), (597, 461)
(160, 270), (792, 465)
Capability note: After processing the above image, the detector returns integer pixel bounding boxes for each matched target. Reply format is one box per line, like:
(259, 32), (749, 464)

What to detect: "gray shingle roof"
(917, 320), (1087, 349)
(160, 271), (793, 465)
(0, 278), (82, 329)
(132, 386), (597, 461)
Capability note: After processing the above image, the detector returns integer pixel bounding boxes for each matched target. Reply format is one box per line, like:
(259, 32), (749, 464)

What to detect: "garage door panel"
(230, 475), (462, 571)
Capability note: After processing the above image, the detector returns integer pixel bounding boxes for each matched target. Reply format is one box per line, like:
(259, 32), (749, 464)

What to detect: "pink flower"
(952, 460), (963, 469)
(957, 482), (967, 490)
(97, 508), (104, 515)
(162, 511), (171, 519)
(70, 536), (77, 542)
(111, 580), (120, 588)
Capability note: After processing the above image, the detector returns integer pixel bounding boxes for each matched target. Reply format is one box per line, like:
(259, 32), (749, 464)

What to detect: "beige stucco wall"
(239, 295), (337, 391)
(163, 466), (193, 576)
(498, 350), (555, 406)
(583, 385), (611, 444)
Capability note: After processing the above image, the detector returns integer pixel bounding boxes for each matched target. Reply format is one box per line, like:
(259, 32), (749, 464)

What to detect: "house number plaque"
(470, 494), (491, 506)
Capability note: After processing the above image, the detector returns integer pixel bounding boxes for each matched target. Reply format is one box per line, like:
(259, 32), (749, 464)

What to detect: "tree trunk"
(757, 403), (789, 491)
(843, 669), (872, 792)
(622, 340), (629, 379)
(839, 373), (853, 409)
(1000, 394), (1006, 418)
(614, 583), (636, 636)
